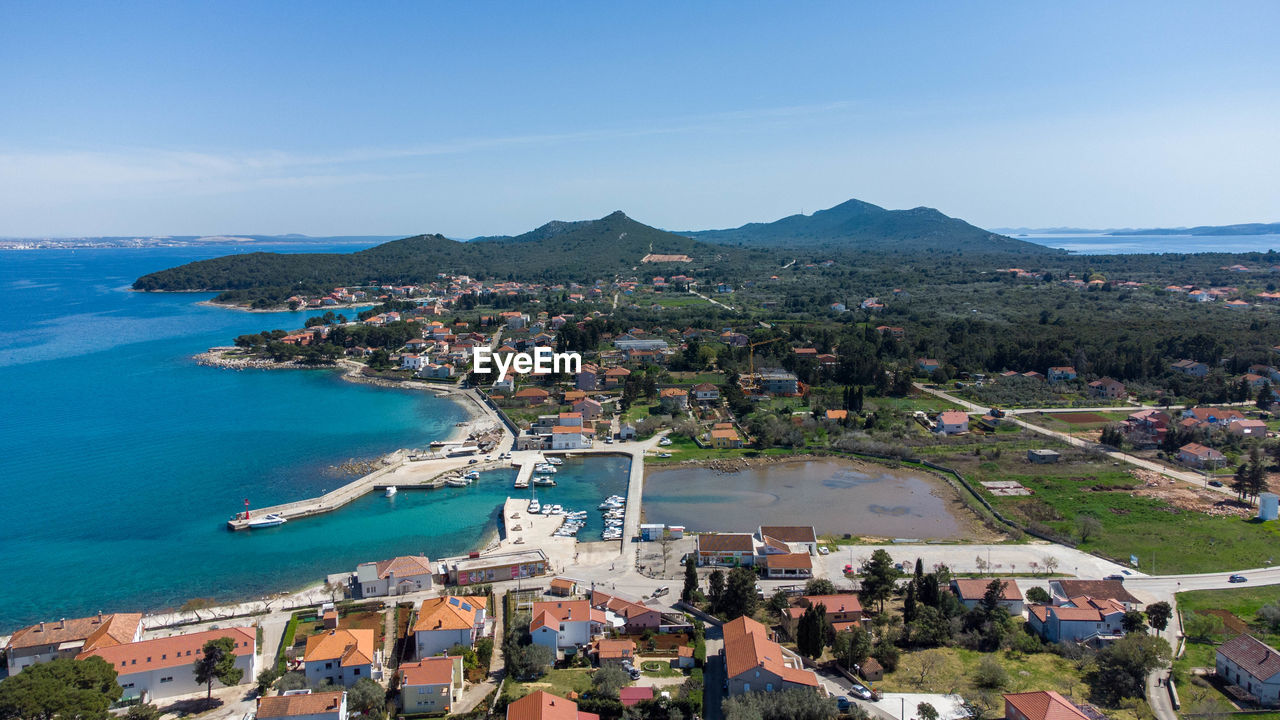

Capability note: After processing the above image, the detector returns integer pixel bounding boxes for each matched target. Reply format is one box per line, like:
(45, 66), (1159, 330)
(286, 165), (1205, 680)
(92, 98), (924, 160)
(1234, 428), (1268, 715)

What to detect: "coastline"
(194, 298), (378, 313)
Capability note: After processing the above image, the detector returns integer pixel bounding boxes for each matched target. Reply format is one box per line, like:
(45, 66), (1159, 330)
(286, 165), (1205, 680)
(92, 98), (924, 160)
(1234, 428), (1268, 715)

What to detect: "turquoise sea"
(0, 245), (621, 631)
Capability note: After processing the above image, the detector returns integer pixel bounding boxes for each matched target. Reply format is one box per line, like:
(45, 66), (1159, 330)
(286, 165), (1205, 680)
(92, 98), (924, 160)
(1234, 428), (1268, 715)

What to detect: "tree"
(708, 569), (726, 608)
(909, 606), (952, 647)
(768, 590), (790, 616)
(1260, 603), (1280, 634)
(348, 678), (386, 717)
(1121, 609), (1147, 635)
(125, 705), (162, 720)
(859, 549), (900, 612)
(277, 671), (307, 691)
(1085, 634), (1171, 705)
(1025, 587), (1051, 605)
(593, 665), (631, 699)
(972, 656), (1009, 689)
(507, 643), (554, 680)
(255, 667), (278, 695)
(193, 636), (244, 706)
(805, 578), (836, 596)
(721, 566), (760, 620)
(723, 688), (837, 720)
(981, 579), (1006, 615)
(1184, 612), (1224, 642)
(902, 582), (918, 625)
(917, 702), (939, 720)
(0, 657), (122, 720)
(1146, 602), (1172, 632)
(682, 554), (699, 603)
(797, 604), (827, 659)
(833, 629), (872, 671)
(1076, 516), (1102, 543)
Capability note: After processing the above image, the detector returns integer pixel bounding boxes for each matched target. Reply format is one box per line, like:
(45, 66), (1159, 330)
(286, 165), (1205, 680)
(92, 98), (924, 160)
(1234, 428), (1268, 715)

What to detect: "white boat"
(534, 464), (557, 474)
(514, 478), (530, 489)
(445, 477), (469, 488)
(384, 486), (397, 497)
(533, 477), (556, 487)
(545, 457), (563, 465)
(464, 470), (481, 480)
(528, 498), (541, 513)
(246, 513), (287, 528)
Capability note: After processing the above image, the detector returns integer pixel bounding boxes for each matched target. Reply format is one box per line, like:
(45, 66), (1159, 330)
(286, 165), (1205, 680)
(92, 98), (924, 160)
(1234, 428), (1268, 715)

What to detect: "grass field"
(941, 451), (1280, 573)
(503, 668), (594, 702)
(1024, 411), (1132, 432)
(1174, 586), (1280, 711)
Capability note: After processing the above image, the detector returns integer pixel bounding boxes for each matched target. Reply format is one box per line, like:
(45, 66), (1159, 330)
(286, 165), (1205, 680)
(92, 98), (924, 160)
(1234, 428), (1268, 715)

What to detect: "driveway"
(702, 625), (725, 720)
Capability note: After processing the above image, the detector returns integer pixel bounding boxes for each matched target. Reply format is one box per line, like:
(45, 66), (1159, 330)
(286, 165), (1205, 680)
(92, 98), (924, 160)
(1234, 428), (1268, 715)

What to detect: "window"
(354, 668), (361, 676)
(766, 683), (774, 691)
(160, 676), (173, 683)
(325, 662), (333, 670)
(744, 683), (751, 692)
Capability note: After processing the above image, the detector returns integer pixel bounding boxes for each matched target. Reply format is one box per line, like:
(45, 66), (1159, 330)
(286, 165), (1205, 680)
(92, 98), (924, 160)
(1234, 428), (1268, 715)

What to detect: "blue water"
(1021, 233), (1280, 255)
(0, 246), (622, 630)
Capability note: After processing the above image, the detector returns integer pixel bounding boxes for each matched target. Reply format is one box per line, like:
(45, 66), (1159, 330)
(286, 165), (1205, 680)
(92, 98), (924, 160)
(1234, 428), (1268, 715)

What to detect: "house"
(1171, 359), (1210, 377)
(413, 595), (488, 658)
(355, 555), (433, 598)
(618, 424), (637, 441)
(710, 428), (743, 449)
(1048, 580), (1141, 609)
(529, 600), (606, 651)
(691, 383), (720, 402)
(6, 613), (143, 675)
(303, 628), (377, 687)
(935, 410), (970, 436)
(1047, 367), (1078, 383)
(1088, 378), (1126, 399)
(505, 690), (600, 720)
(576, 365), (599, 391)
(514, 388), (552, 405)
(1027, 596), (1125, 644)
(78, 627), (255, 702)
(551, 425), (592, 450)
(760, 552), (813, 579)
(876, 325), (904, 339)
(1179, 442), (1226, 468)
(399, 656), (464, 715)
(401, 354), (430, 371)
(722, 616), (820, 696)
(591, 590), (662, 633)
(620, 686), (655, 707)
(795, 594), (863, 632)
(1003, 690), (1093, 720)
(917, 358), (941, 374)
(591, 638), (636, 666)
(602, 367), (631, 389)
(1216, 634), (1280, 706)
(257, 690), (348, 720)
(951, 579), (1025, 615)
(1182, 407), (1247, 427)
(697, 533), (756, 566)
(571, 398), (602, 421)
(549, 577), (577, 597)
(1027, 449), (1061, 464)
(758, 526), (818, 555)
(659, 387), (690, 409)
(825, 409), (848, 421)
(1231, 419), (1269, 438)
(757, 369), (800, 395)
(674, 645), (696, 669)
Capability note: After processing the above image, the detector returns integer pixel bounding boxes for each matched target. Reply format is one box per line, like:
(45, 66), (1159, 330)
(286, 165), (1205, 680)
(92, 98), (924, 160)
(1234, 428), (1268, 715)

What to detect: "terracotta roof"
(764, 553), (812, 570)
(1052, 580), (1140, 605)
(938, 410), (969, 424)
(799, 594), (862, 614)
(78, 626), (254, 674)
(659, 388), (688, 397)
(303, 628), (376, 667)
(515, 388), (551, 397)
(506, 690), (599, 720)
(826, 410), (848, 420)
(952, 579), (1023, 602)
(590, 591), (657, 620)
(413, 596), (486, 633)
(550, 578), (576, 591)
(529, 600), (604, 632)
(258, 690), (346, 718)
(1218, 634), (1280, 682)
(8, 613), (142, 652)
(375, 555), (433, 579)
(1004, 691), (1092, 720)
(692, 383), (718, 391)
(619, 686), (655, 707)
(593, 639), (635, 660)
(697, 533), (755, 553)
(400, 656), (457, 686)
(722, 616), (819, 688)
(759, 526), (817, 544)
(710, 429), (738, 440)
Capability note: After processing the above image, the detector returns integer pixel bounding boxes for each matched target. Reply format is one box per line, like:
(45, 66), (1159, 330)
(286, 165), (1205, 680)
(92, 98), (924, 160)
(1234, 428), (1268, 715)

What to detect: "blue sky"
(1, 2), (1277, 237)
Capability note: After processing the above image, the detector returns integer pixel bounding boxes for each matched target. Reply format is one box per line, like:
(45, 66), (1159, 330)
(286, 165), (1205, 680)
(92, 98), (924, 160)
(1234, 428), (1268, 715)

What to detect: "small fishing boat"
(464, 470), (481, 480)
(533, 476), (556, 487)
(445, 477), (469, 488)
(528, 497), (541, 514)
(246, 513), (287, 528)
(514, 478), (530, 489)
(534, 463), (557, 474)
(545, 457), (563, 465)
(384, 486), (397, 497)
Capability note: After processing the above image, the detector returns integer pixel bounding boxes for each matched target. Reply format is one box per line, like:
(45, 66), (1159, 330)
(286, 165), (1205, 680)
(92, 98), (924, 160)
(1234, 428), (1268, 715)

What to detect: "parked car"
(1209, 479), (1223, 487)
(818, 546), (830, 555)
(652, 586), (670, 597)
(836, 697), (853, 711)
(849, 682), (874, 701)
(1230, 574), (1248, 583)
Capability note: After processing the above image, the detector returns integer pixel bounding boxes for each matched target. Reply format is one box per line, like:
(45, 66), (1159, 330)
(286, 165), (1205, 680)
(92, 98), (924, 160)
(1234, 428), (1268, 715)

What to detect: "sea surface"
(643, 459), (965, 539)
(0, 245), (618, 631)
(1021, 233), (1280, 255)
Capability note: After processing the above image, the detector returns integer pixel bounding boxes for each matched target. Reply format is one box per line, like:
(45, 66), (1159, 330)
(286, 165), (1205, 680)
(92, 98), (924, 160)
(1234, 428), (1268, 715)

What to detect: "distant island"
(993, 222), (1280, 237)
(0, 234), (402, 250)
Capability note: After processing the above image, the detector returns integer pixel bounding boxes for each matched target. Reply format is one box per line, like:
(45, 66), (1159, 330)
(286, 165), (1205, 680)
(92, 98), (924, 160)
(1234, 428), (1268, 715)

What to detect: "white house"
(951, 579), (1025, 615)
(78, 627), (256, 702)
(1027, 596), (1124, 644)
(401, 354), (430, 371)
(691, 383), (720, 401)
(935, 410), (970, 435)
(529, 600), (606, 651)
(1217, 633), (1280, 705)
(413, 595), (488, 658)
(399, 656), (464, 715)
(355, 555), (433, 598)
(257, 690), (348, 720)
(303, 629), (377, 687)
(550, 426), (591, 450)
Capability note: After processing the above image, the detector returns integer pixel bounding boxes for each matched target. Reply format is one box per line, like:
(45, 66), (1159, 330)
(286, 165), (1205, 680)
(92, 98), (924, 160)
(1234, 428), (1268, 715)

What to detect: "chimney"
(38, 621), (44, 632)
(58, 618), (65, 629)
(97, 611), (103, 624)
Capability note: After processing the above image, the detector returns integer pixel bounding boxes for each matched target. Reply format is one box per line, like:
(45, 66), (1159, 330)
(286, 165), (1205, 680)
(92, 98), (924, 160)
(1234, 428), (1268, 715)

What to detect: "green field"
(947, 451), (1280, 573)
(503, 668), (594, 702)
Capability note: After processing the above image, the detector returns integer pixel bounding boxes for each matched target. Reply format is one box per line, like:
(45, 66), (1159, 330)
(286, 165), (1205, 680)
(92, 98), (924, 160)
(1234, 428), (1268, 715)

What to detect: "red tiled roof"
(258, 690), (346, 718)
(1003, 690), (1092, 720)
(952, 579), (1023, 602)
(401, 656), (457, 686)
(78, 626), (254, 674)
(1218, 634), (1280, 681)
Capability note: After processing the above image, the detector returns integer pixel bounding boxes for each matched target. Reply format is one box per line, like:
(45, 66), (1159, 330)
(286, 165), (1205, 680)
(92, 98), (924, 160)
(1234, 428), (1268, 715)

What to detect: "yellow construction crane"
(748, 337), (782, 377)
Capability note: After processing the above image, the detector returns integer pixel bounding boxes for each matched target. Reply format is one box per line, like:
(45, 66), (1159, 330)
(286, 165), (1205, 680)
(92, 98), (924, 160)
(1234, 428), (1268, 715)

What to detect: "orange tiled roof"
(722, 616), (818, 687)
(258, 690), (346, 718)
(303, 628), (375, 667)
(400, 656), (457, 686)
(78, 626), (254, 673)
(375, 555), (433, 579)
(413, 596), (486, 633)
(1003, 691), (1092, 720)
(8, 613), (142, 652)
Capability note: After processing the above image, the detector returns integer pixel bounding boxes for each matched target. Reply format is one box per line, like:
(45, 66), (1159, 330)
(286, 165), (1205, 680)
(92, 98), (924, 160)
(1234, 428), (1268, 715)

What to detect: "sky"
(1, 2), (1278, 237)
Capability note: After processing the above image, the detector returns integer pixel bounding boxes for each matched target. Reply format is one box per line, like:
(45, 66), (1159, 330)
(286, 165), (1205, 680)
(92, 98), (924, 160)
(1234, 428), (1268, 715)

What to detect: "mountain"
(686, 198), (1057, 253)
(1107, 222), (1280, 237)
(132, 212), (722, 303)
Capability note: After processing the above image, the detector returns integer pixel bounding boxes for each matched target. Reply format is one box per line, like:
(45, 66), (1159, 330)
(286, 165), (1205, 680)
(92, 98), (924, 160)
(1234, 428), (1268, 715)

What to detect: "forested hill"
(685, 198), (1058, 253)
(132, 212), (730, 301)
